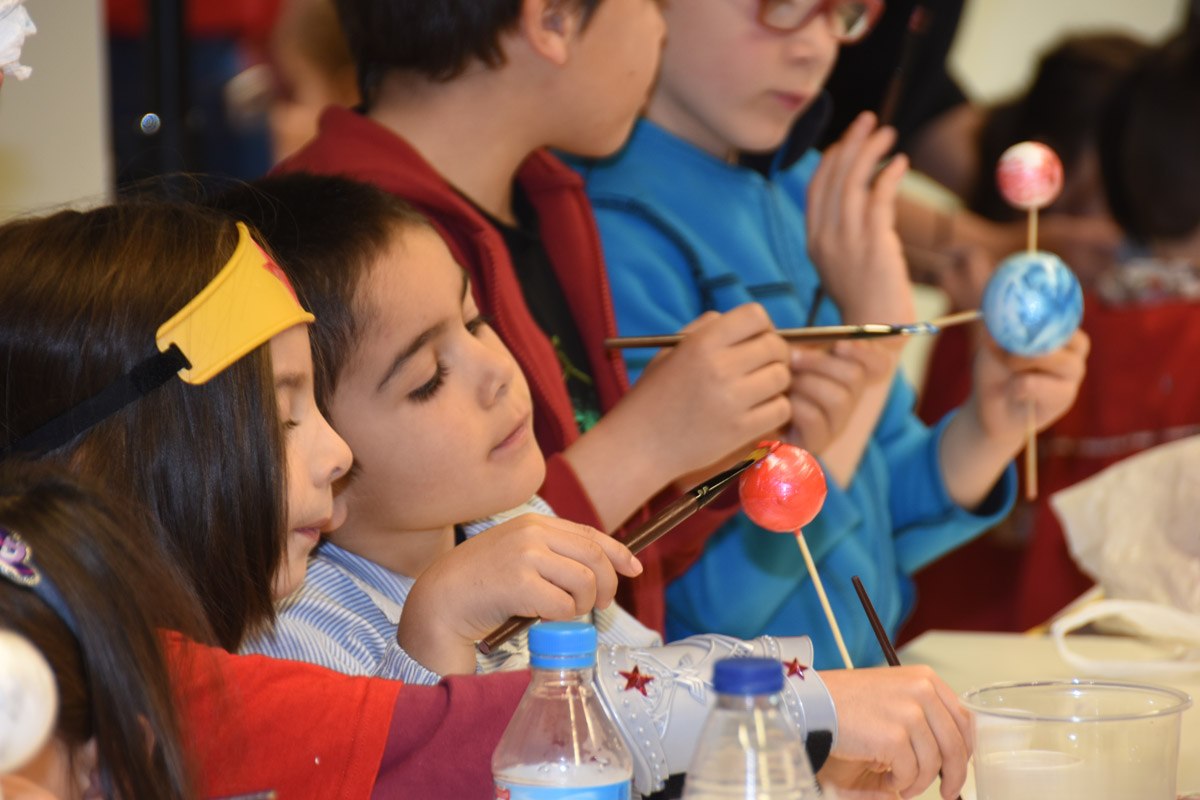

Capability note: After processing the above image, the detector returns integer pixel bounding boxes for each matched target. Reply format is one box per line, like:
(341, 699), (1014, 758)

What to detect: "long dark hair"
(0, 202), (287, 649)
(0, 461), (210, 800)
(1099, 32), (1200, 243)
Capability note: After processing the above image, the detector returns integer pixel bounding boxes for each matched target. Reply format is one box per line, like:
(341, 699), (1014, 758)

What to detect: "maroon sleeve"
(371, 670), (531, 798)
(171, 637), (528, 800)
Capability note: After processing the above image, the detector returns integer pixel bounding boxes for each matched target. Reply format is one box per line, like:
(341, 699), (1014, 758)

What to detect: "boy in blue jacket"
(576, 0), (1090, 668)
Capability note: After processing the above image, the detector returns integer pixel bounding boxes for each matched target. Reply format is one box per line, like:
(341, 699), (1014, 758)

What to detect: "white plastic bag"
(0, 0), (36, 80)
(1050, 599), (1200, 678)
(1051, 435), (1200, 614)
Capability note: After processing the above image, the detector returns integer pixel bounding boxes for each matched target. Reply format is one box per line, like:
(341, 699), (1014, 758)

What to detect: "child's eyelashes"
(465, 313), (493, 335)
(283, 419), (300, 432)
(408, 362), (448, 402)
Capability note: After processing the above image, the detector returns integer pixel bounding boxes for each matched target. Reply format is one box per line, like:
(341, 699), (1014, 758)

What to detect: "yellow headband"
(156, 221), (314, 384)
(6, 222), (313, 455)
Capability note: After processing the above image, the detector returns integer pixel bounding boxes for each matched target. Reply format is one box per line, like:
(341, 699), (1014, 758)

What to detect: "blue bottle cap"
(528, 621), (597, 669)
(713, 657), (784, 695)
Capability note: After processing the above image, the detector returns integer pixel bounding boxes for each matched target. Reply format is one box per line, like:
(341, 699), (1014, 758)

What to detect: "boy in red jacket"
(279, 0), (876, 632)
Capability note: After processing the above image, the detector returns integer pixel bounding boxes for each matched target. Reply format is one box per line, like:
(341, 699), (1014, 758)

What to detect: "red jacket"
(275, 107), (735, 633)
(170, 635), (528, 798)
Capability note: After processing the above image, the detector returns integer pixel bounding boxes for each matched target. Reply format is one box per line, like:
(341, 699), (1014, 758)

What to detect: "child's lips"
(771, 91), (809, 111)
(492, 412), (532, 454)
(293, 517), (332, 542)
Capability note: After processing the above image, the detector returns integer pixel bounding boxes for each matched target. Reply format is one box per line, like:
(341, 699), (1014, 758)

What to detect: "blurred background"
(0, 0), (1190, 220)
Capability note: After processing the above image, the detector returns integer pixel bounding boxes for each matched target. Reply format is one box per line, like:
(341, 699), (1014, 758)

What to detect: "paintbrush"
(852, 575), (962, 800)
(477, 445), (772, 655)
(605, 310), (981, 350)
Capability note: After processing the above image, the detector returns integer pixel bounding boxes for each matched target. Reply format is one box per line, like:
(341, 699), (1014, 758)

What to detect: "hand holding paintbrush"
(477, 444), (773, 654)
(852, 575), (965, 800)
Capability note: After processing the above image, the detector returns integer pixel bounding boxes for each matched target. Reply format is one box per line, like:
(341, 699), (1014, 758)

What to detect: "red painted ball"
(738, 441), (828, 532)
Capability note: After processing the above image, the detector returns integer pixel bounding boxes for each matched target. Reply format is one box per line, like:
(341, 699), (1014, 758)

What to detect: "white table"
(898, 631), (1200, 799)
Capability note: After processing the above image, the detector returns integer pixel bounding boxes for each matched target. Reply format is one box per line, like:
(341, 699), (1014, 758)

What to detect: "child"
(280, 0), (877, 633)
(0, 200), (544, 797)
(0, 461), (206, 800)
(1010, 30), (1200, 628)
(220, 172), (973, 799)
(575, 0), (1090, 667)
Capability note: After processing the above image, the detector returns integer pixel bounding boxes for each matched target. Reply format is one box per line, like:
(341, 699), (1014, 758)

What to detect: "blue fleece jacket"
(575, 119), (1016, 668)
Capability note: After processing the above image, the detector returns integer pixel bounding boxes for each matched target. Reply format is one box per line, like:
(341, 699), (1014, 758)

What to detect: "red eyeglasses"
(758, 0), (883, 42)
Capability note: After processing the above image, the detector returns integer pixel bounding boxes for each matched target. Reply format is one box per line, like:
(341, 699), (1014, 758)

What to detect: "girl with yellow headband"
(0, 201), (545, 798)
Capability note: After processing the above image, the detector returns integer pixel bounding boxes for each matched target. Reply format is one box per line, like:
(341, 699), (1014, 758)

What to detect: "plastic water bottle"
(492, 621), (633, 799)
(682, 657), (822, 799)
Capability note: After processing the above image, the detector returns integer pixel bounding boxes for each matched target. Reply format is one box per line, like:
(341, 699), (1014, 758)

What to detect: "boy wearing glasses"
(578, 0), (1089, 669)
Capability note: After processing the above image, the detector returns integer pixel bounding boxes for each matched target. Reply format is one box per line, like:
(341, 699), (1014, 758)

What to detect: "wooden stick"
(1025, 400), (1038, 500)
(795, 529), (853, 670)
(928, 309), (983, 329)
(1025, 204), (1040, 499)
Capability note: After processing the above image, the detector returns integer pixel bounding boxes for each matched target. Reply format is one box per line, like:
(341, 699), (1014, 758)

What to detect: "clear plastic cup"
(962, 679), (1192, 800)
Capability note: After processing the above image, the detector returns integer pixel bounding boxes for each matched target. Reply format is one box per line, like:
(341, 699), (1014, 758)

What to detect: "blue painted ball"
(982, 251), (1083, 357)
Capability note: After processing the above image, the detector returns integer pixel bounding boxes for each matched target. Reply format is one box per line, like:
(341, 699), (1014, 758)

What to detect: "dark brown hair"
(0, 461), (210, 800)
(333, 0), (604, 103)
(1100, 32), (1200, 243)
(0, 202), (287, 649)
(971, 33), (1149, 222)
(212, 172), (430, 414)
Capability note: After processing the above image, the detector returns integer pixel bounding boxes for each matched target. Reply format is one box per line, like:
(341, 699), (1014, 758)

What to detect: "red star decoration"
(619, 666), (655, 696)
(783, 658), (809, 679)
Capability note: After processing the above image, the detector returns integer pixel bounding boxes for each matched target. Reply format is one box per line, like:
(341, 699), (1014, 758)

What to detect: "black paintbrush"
(477, 445), (772, 654)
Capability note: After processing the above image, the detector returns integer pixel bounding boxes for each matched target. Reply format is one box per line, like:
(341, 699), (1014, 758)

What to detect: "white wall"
(950, 0), (1189, 103)
(0, 0), (110, 220)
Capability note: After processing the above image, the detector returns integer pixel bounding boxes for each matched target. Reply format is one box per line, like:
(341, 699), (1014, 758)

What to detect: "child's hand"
(783, 341), (894, 456)
(819, 666), (973, 800)
(617, 303), (792, 482)
(807, 111), (914, 327)
(938, 330), (1089, 508)
(969, 330), (1090, 449)
(397, 514), (643, 675)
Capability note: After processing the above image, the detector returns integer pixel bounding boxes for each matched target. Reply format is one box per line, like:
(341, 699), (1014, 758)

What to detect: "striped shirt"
(242, 496), (661, 683)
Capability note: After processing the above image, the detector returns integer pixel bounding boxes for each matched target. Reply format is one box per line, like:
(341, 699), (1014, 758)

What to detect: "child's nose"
(477, 341), (516, 407)
(319, 414), (353, 483)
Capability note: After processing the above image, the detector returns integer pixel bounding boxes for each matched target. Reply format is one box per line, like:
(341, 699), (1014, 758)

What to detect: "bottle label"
(492, 779), (631, 800)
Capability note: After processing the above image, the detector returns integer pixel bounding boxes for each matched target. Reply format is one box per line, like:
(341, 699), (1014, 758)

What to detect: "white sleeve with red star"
(595, 634), (835, 795)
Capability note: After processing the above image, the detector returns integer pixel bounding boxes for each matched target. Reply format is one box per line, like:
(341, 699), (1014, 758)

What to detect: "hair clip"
(0, 525), (79, 637)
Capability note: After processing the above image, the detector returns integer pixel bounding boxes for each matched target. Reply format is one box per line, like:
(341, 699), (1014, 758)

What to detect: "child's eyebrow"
(377, 322), (447, 392)
(275, 372), (308, 391)
(376, 270), (472, 393)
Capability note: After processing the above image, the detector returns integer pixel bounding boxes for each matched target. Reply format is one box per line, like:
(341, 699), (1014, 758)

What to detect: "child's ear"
(75, 738), (103, 800)
(518, 0), (578, 67)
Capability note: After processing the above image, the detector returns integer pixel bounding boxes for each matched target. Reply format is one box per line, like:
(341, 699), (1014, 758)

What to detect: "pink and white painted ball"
(996, 141), (1064, 211)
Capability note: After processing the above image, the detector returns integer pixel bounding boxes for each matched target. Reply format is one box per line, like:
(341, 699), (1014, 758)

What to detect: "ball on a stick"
(739, 441), (828, 532)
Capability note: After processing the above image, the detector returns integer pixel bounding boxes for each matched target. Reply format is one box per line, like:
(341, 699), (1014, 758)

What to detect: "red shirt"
(169, 634), (528, 798)
(275, 107), (737, 634)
